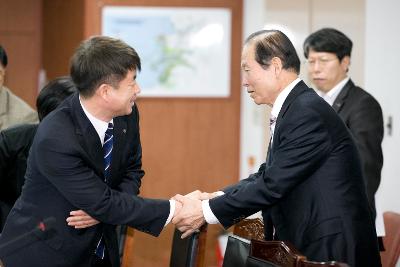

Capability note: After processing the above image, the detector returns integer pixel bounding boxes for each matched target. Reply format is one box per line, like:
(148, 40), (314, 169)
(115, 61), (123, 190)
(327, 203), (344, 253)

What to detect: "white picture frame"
(102, 6), (232, 97)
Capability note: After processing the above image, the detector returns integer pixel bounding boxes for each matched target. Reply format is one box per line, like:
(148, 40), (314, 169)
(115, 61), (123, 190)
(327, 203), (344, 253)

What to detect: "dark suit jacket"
(210, 81), (381, 267)
(0, 123), (38, 230)
(332, 79), (384, 219)
(0, 93), (170, 267)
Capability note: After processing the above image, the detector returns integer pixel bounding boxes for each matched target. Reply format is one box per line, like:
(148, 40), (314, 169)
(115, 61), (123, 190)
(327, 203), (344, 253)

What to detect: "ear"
(271, 57), (283, 76)
(96, 83), (111, 101)
(340, 56), (351, 73)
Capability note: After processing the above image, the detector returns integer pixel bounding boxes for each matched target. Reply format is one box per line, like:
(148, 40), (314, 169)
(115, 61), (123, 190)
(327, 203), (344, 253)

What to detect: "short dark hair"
(70, 36), (141, 97)
(303, 28), (353, 61)
(245, 30), (300, 74)
(0, 45), (8, 68)
(36, 76), (76, 121)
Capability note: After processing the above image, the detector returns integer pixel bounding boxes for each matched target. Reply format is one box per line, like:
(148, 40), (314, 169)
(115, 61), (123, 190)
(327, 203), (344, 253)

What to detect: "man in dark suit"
(303, 28), (384, 224)
(0, 76), (76, 231)
(0, 36), (178, 267)
(172, 30), (381, 267)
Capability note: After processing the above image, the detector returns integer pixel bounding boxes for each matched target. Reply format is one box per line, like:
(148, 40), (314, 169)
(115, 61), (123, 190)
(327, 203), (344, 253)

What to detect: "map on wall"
(102, 6), (231, 97)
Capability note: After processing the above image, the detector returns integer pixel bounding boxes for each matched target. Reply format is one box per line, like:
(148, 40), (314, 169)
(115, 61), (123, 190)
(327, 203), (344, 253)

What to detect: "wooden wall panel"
(48, 0), (243, 265)
(0, 0), (41, 32)
(0, 0), (42, 108)
(42, 0), (84, 80)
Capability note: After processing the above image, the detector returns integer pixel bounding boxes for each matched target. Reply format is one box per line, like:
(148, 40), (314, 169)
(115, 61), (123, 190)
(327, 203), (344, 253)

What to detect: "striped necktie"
(103, 122), (113, 181)
(95, 122), (113, 259)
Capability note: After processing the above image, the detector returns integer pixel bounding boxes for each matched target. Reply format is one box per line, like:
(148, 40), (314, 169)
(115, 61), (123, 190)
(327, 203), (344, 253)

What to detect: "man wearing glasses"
(303, 28), (384, 250)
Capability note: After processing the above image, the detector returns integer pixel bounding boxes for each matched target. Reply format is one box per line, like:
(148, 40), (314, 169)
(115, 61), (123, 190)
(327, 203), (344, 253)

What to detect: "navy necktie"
(95, 122), (113, 259)
(103, 122), (113, 181)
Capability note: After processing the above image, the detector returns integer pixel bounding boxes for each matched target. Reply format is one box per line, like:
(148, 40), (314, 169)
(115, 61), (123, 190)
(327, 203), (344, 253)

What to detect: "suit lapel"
(277, 80), (309, 121)
(70, 93), (104, 177)
(332, 79), (354, 113)
(266, 138), (273, 166)
(273, 80), (309, 141)
(266, 80), (309, 162)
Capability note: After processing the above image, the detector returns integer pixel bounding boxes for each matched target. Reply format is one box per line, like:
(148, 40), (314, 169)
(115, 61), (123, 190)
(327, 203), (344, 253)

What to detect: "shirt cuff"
(164, 199), (175, 227)
(202, 199), (220, 224)
(215, 191), (225, 196)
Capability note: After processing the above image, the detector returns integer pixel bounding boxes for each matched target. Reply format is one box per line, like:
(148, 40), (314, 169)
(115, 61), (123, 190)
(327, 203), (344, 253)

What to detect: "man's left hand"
(66, 210), (99, 229)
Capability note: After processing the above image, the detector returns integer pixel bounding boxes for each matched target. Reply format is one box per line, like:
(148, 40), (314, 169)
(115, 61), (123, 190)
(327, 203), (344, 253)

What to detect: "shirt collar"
(271, 78), (302, 120)
(79, 96), (113, 145)
(316, 76), (349, 106)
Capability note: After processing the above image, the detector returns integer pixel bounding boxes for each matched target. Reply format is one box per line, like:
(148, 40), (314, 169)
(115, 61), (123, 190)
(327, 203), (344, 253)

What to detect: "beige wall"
(365, 0), (400, 234)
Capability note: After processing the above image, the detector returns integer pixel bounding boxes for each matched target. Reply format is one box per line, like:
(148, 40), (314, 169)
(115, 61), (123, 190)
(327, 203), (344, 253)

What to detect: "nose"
(242, 77), (249, 89)
(308, 66), (320, 78)
(135, 83), (141, 94)
(310, 61), (322, 73)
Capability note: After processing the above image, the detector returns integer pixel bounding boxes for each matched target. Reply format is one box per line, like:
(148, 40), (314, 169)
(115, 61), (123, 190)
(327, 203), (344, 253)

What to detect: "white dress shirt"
(202, 78), (302, 224)
(316, 77), (349, 106)
(80, 99), (112, 145)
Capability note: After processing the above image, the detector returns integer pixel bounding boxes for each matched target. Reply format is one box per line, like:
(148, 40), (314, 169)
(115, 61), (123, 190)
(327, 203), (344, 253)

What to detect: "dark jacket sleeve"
(222, 163), (266, 194)
(346, 95), (383, 206)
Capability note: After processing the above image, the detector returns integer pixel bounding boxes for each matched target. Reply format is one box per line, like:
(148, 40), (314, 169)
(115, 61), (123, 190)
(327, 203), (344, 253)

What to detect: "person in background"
(0, 76), (76, 230)
(303, 28), (384, 249)
(172, 29), (381, 267)
(0, 45), (38, 130)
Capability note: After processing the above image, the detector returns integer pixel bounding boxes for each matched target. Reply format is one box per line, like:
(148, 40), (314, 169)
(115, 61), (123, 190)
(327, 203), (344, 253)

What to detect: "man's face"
(241, 44), (279, 106)
(107, 69), (141, 117)
(0, 64), (5, 87)
(307, 50), (349, 92)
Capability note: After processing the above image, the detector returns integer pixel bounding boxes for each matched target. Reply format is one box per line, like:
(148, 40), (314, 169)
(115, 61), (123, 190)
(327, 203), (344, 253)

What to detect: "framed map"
(102, 6), (231, 97)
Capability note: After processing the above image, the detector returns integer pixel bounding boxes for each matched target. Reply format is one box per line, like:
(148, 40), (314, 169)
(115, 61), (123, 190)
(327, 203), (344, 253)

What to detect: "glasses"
(305, 57), (338, 67)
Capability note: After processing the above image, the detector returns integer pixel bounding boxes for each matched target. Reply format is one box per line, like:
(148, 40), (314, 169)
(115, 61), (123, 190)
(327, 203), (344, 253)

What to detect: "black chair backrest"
(169, 224), (207, 267)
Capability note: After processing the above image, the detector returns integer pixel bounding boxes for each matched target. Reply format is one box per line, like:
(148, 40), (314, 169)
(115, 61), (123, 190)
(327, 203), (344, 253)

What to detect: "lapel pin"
(123, 129), (127, 134)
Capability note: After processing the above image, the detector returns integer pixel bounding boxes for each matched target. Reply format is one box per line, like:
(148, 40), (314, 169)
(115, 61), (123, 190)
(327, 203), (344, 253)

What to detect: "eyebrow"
(241, 62), (248, 68)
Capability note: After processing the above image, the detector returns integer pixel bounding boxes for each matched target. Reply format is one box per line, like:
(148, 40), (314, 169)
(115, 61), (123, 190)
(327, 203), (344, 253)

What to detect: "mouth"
(313, 78), (324, 83)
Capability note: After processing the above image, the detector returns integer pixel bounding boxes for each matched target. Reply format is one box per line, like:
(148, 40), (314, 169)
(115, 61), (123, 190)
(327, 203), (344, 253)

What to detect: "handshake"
(171, 190), (219, 239)
(66, 190), (221, 239)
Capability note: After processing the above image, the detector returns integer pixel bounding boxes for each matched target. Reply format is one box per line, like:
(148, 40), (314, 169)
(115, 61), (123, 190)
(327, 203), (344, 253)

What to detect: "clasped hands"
(171, 190), (218, 238)
(65, 189), (218, 239)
